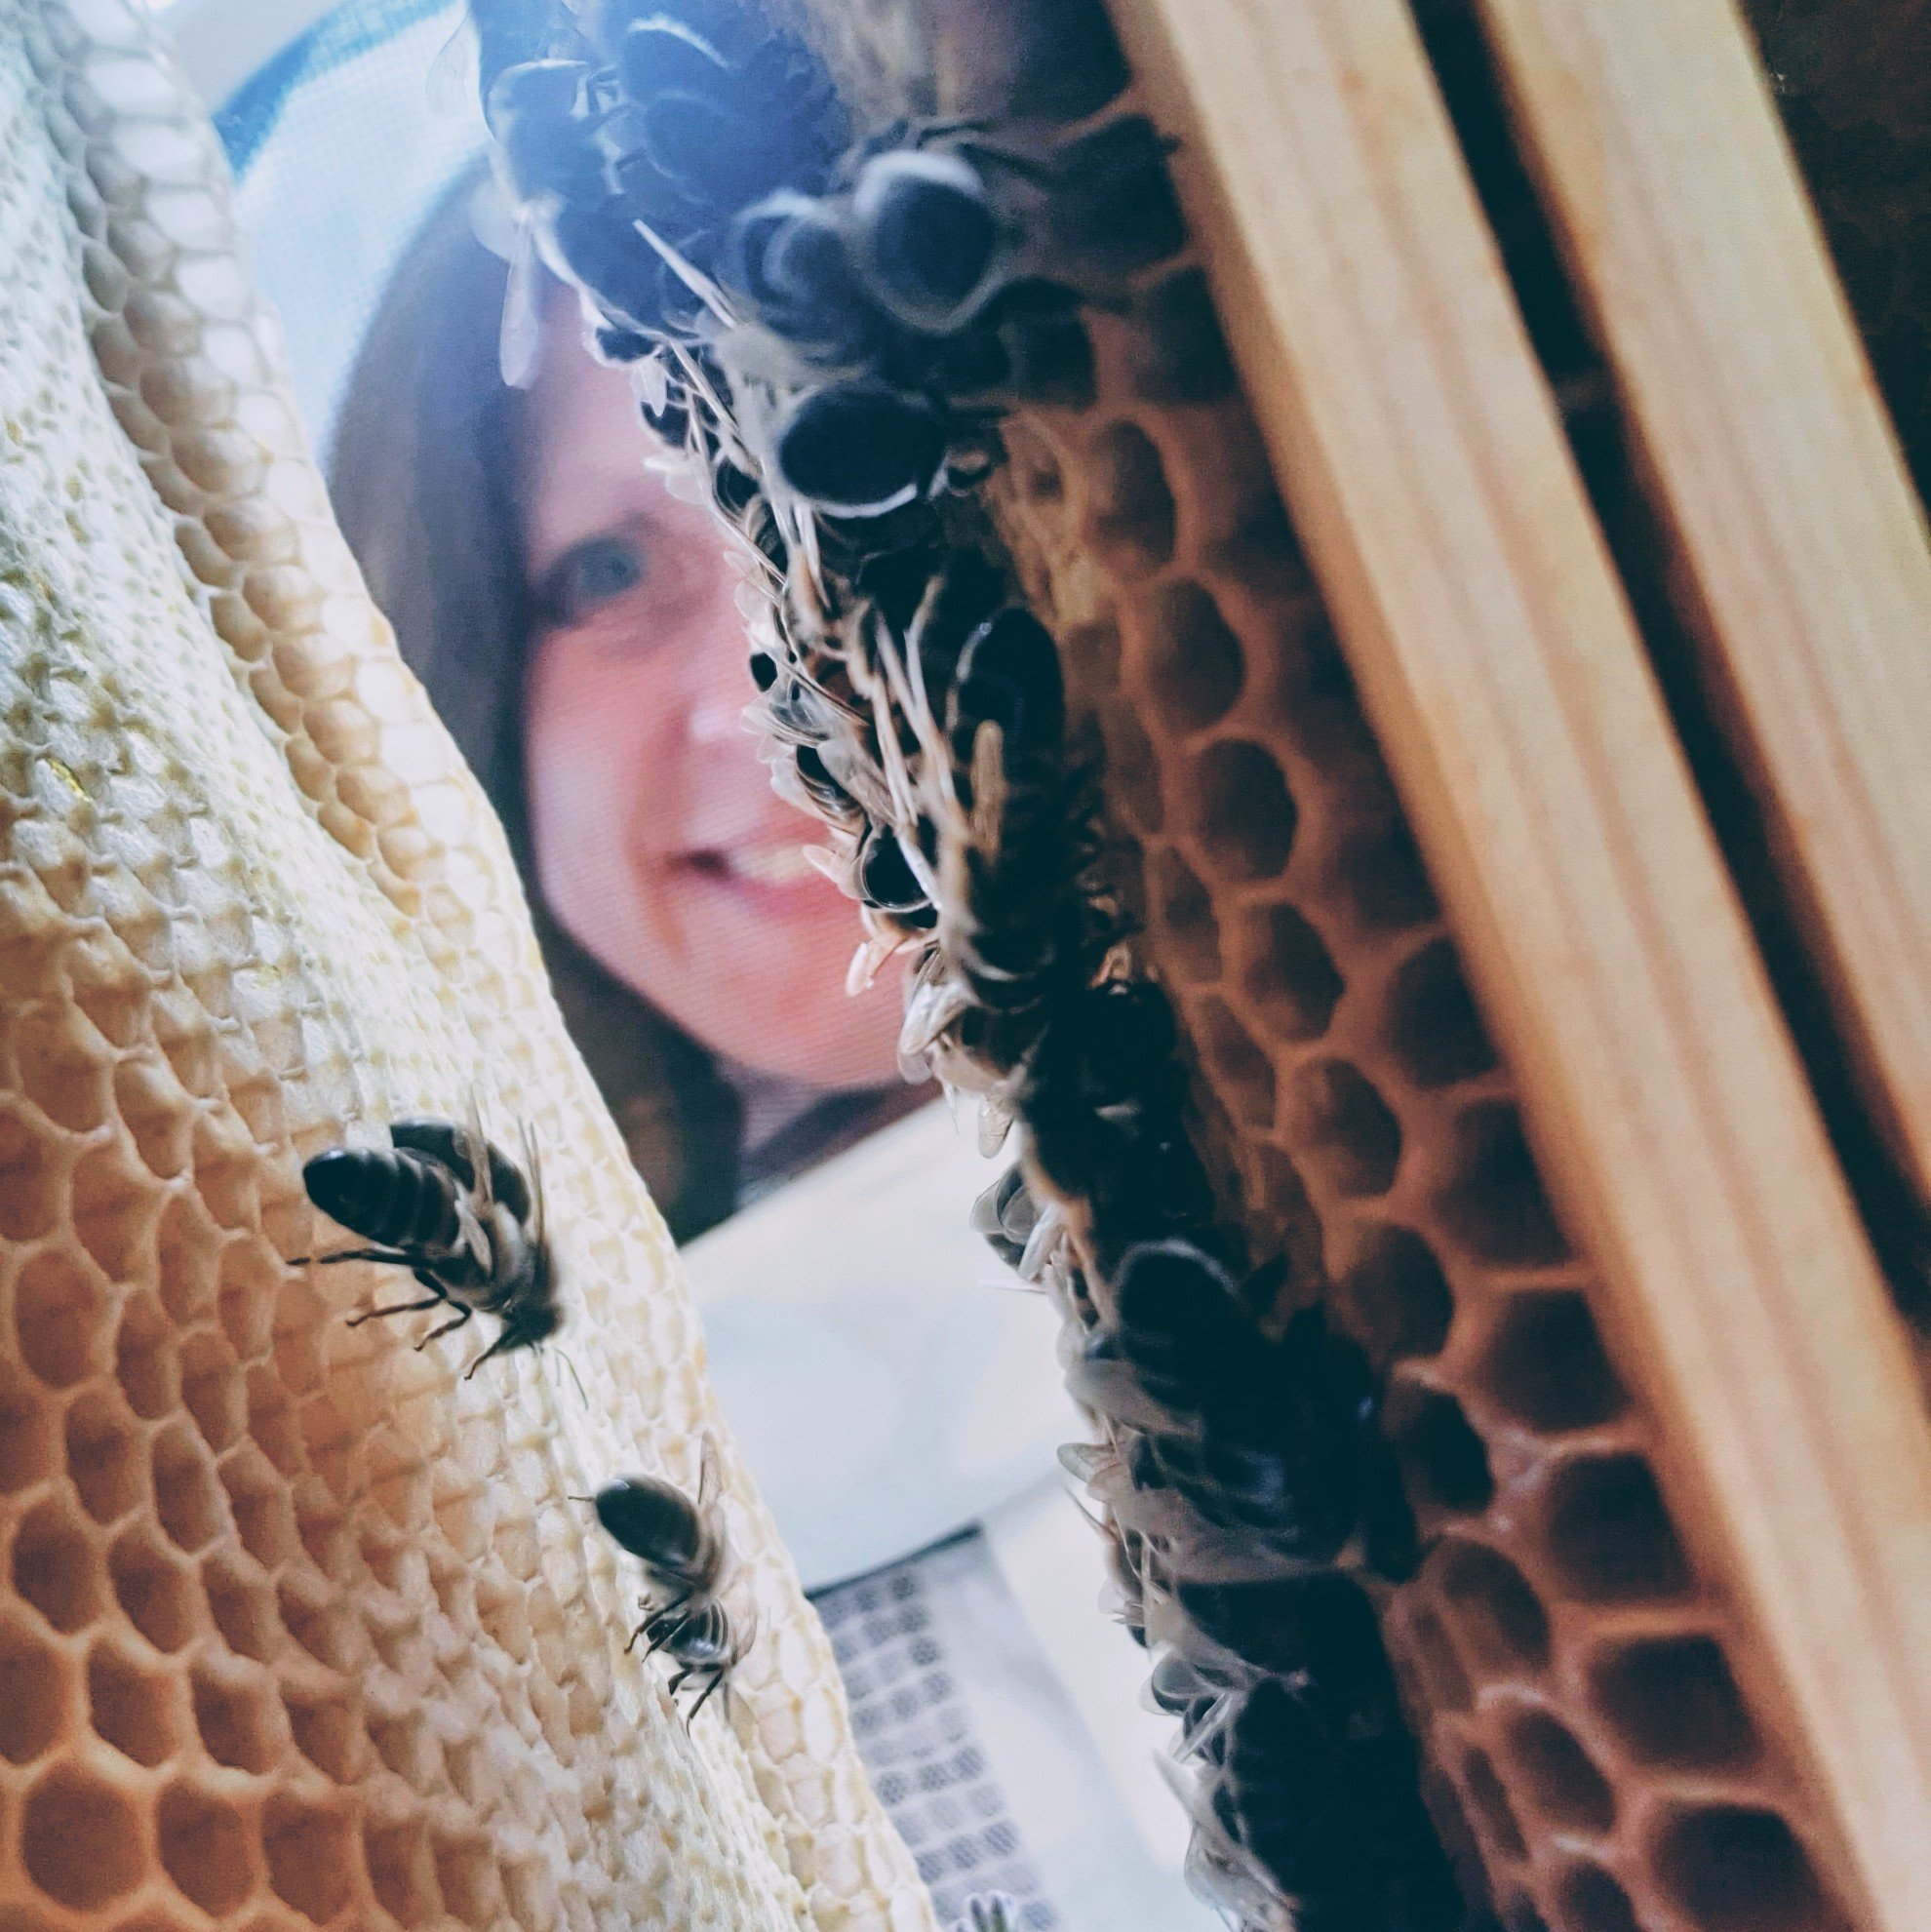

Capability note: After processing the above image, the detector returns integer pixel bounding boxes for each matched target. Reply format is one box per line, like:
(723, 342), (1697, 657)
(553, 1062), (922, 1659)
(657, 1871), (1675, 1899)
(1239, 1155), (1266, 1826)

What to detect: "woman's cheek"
(526, 632), (676, 928)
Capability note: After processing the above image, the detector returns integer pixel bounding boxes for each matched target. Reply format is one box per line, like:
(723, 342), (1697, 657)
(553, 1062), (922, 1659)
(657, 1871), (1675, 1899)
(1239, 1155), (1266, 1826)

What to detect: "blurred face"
(519, 311), (903, 1086)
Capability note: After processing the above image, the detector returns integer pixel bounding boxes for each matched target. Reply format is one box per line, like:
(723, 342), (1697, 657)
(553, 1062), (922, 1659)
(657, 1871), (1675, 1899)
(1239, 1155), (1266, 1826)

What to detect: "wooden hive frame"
(1105, 0), (1931, 1926)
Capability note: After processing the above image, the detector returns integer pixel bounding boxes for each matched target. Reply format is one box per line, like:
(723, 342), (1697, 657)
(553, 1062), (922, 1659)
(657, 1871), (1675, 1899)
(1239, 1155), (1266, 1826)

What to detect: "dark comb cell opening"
(1138, 579), (1244, 730)
(1335, 1223), (1455, 1365)
(1557, 1863), (1640, 1932)
(1282, 1058), (1401, 1198)
(1385, 1381), (1493, 1517)
(1591, 1632), (1758, 1772)
(1431, 1537), (1551, 1673)
(0, 1611), (64, 1763)
(158, 1781), (256, 1916)
(1478, 1290), (1626, 1433)
(1146, 846), (1222, 981)
(191, 1661), (281, 1772)
(63, 1387), (143, 1523)
(1461, 1744), (1528, 1862)
(23, 1766), (144, 1910)
(1652, 1805), (1844, 1932)
(1543, 1455), (1690, 1603)
(1195, 996), (1277, 1129)
(1502, 1707), (1615, 1834)
(1385, 936), (1495, 1088)
(1436, 1103), (1567, 1267)
(151, 1421), (224, 1555)
(1237, 901), (1342, 1042)
(108, 1529), (197, 1653)
(12, 1499), (102, 1634)
(1084, 420), (1176, 574)
(1189, 740), (1296, 882)
(89, 1640), (182, 1767)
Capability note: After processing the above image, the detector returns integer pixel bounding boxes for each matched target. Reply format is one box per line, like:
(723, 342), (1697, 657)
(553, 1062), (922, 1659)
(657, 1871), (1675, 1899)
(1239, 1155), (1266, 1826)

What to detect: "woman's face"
(519, 313), (904, 1087)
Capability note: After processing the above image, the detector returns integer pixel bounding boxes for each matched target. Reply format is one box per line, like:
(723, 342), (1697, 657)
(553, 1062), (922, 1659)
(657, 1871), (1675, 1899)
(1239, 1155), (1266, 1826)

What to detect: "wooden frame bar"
(1102, 0), (1931, 1924)
(1473, 0), (1931, 1244)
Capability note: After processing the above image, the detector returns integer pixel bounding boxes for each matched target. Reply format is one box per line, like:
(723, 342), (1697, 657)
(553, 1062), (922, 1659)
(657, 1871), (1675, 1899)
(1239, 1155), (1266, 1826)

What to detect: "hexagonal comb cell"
(1500, 1705), (1615, 1835)
(108, 1526), (200, 1653)
(1083, 420), (1177, 572)
(13, 1495), (105, 1634)
(63, 1386), (145, 1523)
(1590, 1632), (1758, 1772)
(12, 1248), (111, 1388)
(0, 1607), (67, 1763)
(1542, 1454), (1692, 1604)
(1334, 1223), (1454, 1366)
(1144, 847), (1222, 981)
(158, 1780), (257, 1916)
(1187, 740), (1298, 881)
(1478, 1290), (1626, 1433)
(1133, 579), (1244, 730)
(1233, 901), (1343, 1042)
(23, 1764), (147, 1910)
(89, 1637), (184, 1766)
(1651, 1805), (1848, 1932)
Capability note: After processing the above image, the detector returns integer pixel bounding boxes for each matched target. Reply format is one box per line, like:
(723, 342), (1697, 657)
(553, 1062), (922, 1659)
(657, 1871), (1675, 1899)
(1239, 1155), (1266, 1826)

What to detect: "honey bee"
(294, 1111), (561, 1375)
(591, 1440), (747, 1720)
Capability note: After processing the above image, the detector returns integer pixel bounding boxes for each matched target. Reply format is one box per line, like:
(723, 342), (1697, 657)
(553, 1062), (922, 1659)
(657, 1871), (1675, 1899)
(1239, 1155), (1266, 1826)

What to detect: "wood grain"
(1101, 0), (1931, 1924)
(1472, 0), (1931, 1288)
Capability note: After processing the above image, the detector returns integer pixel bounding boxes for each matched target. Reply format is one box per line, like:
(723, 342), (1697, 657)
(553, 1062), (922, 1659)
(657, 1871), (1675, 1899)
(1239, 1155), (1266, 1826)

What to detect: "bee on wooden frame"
(294, 1106), (562, 1376)
(591, 1439), (749, 1721)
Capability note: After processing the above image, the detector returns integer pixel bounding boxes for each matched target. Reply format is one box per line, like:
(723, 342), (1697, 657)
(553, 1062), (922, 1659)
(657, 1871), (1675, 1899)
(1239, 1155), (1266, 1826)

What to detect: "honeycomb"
(1005, 283), (1859, 1932)
(778, 1), (1869, 1926)
(0, 5), (932, 1927)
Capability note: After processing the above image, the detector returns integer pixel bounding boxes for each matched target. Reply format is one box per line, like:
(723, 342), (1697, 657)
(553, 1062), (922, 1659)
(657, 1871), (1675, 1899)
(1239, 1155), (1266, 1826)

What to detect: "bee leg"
(414, 1305), (474, 1351)
(684, 1667), (727, 1725)
(292, 1246), (416, 1270)
(345, 1292), (450, 1328)
(460, 1321), (523, 1380)
(645, 1599), (696, 1661)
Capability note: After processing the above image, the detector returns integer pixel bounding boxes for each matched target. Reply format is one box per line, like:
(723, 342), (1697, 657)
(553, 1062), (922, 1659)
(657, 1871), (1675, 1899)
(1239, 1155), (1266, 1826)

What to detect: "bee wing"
(499, 215), (543, 391)
(462, 1085), (494, 1213)
(1154, 1754), (1292, 1929)
(695, 1436), (720, 1518)
(522, 1120), (545, 1248)
(425, 12), (477, 120)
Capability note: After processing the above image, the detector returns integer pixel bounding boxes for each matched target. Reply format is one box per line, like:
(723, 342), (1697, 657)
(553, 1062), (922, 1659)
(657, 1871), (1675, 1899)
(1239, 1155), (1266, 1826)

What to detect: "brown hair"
(329, 165), (745, 1239)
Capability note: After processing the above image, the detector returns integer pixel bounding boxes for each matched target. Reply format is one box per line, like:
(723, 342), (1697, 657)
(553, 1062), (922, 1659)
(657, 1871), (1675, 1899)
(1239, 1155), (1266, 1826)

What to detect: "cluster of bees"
(439, 0), (1468, 1925)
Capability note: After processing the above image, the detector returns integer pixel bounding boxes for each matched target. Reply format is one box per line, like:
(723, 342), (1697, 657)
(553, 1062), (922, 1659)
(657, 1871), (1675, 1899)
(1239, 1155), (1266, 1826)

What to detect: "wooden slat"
(1472, 0), (1931, 1270)
(1101, 0), (1931, 1925)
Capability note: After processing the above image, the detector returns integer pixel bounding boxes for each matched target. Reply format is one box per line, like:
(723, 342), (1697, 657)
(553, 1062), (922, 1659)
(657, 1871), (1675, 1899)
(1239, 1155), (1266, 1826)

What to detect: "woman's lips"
(673, 840), (839, 911)
(715, 841), (818, 888)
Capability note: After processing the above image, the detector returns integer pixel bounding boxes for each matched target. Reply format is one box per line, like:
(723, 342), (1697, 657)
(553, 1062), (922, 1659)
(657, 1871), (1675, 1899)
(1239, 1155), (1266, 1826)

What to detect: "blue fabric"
(217, 0), (488, 452)
(217, 0), (453, 177)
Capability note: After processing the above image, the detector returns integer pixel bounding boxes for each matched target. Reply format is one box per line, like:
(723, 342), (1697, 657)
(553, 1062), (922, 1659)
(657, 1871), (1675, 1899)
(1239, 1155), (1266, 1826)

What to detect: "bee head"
(501, 1300), (562, 1351)
(593, 1477), (703, 1567)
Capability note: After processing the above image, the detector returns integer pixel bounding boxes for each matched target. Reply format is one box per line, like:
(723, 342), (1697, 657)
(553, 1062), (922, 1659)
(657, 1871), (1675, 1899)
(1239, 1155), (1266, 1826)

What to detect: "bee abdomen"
(302, 1146), (465, 1254)
(664, 1599), (733, 1668)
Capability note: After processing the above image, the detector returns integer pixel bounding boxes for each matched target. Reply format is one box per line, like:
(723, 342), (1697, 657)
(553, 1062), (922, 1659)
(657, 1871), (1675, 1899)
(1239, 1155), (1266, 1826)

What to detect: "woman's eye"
(541, 534), (646, 623)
